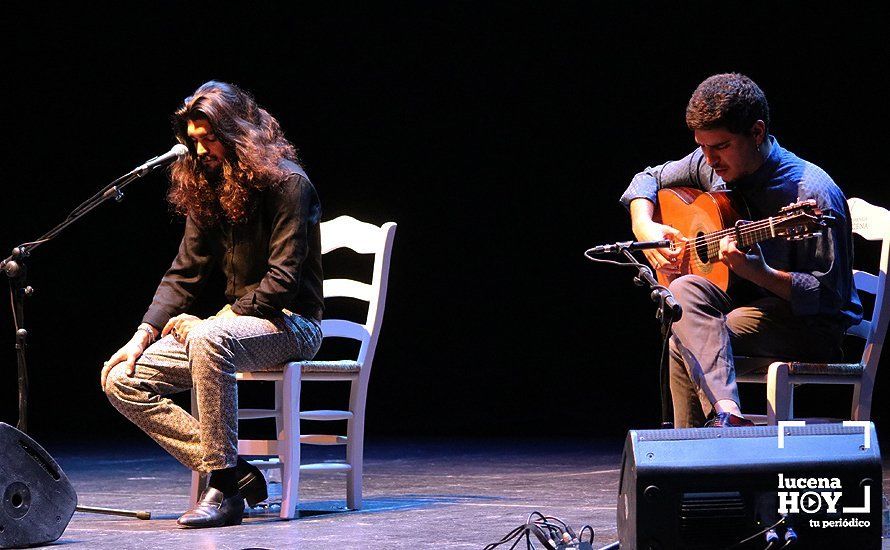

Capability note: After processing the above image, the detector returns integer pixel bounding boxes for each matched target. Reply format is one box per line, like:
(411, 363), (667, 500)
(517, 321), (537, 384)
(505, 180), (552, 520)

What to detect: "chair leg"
(766, 362), (792, 424)
(346, 380), (365, 510)
(278, 365), (301, 519)
(268, 380), (284, 485)
(274, 380), (284, 436)
(346, 419), (364, 510)
(190, 471), (207, 504)
(851, 378), (872, 421)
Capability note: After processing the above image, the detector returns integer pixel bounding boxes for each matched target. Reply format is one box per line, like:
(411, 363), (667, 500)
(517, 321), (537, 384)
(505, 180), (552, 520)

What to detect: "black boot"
(236, 458), (268, 507)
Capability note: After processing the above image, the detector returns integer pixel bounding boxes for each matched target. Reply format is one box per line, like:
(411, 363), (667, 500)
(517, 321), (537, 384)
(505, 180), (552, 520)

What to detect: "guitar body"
(653, 187), (747, 291)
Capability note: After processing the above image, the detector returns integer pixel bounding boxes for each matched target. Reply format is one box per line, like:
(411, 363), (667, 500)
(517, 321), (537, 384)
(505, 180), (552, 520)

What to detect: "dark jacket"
(142, 160), (324, 329)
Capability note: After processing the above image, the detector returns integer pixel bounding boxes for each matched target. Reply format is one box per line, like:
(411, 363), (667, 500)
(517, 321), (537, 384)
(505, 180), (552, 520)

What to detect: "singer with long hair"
(100, 80), (324, 528)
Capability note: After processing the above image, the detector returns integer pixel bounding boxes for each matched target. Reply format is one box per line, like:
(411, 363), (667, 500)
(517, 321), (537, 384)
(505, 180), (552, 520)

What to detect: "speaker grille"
(18, 440), (61, 481)
(637, 424), (863, 442)
(679, 491), (748, 546)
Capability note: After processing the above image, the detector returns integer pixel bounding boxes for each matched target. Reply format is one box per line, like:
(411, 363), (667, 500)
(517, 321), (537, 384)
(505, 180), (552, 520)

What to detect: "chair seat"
(255, 359), (362, 374)
(736, 357), (864, 377)
(299, 360), (361, 374)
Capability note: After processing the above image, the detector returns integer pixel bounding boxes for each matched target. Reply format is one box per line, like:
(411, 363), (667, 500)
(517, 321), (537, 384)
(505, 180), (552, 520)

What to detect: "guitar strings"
(670, 217), (785, 267)
(672, 217), (784, 254)
(660, 207), (818, 275)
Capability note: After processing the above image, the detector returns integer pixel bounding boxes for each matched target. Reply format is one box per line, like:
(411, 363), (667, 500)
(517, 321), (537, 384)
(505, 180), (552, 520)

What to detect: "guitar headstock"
(773, 200), (833, 241)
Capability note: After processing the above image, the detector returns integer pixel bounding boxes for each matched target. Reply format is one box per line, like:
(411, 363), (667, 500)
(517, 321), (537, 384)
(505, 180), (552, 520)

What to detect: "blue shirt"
(620, 135), (862, 330)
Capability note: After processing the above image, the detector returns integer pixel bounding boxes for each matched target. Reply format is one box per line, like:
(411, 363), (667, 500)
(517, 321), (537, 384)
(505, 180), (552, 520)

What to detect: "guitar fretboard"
(689, 215), (796, 263)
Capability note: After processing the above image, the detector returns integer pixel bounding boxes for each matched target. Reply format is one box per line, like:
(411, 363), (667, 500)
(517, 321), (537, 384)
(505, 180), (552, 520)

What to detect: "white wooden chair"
(190, 215), (396, 518)
(737, 198), (890, 425)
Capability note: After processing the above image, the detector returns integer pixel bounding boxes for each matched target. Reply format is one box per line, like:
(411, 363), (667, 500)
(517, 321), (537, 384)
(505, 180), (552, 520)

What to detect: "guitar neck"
(696, 216), (780, 261)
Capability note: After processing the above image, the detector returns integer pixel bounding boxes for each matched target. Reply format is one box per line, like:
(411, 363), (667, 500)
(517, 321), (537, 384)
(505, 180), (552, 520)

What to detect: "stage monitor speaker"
(0, 422), (76, 549)
(617, 423), (881, 550)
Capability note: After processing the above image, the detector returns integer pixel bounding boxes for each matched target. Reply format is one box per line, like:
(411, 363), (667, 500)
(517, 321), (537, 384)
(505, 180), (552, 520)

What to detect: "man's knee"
(668, 338), (690, 386)
(186, 321), (238, 376)
(187, 321), (231, 353)
(668, 274), (711, 305)
(103, 363), (133, 402)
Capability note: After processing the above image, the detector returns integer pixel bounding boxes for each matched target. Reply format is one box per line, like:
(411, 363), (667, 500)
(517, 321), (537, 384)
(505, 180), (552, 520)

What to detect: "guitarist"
(620, 73), (862, 428)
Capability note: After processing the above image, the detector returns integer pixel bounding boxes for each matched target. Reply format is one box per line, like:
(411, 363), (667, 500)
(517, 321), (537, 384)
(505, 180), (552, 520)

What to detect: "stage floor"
(34, 438), (624, 549)
(15, 437), (890, 549)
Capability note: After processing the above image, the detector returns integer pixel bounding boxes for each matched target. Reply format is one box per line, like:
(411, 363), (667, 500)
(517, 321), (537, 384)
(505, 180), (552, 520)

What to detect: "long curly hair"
(168, 81), (299, 226)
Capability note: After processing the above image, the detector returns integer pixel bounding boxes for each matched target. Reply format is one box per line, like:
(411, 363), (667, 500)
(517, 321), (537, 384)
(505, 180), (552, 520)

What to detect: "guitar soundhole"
(694, 232), (710, 264)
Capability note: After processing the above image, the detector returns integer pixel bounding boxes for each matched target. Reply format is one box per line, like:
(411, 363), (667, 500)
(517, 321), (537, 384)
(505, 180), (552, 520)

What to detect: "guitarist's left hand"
(718, 236), (768, 282)
(719, 236), (792, 300)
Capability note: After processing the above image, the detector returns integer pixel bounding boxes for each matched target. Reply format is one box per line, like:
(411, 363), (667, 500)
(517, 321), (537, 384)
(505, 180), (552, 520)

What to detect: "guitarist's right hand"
(633, 220), (683, 274)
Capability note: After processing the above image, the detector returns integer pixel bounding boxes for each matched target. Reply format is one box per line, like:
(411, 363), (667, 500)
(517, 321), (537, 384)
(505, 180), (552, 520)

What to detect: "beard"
(199, 160), (224, 184)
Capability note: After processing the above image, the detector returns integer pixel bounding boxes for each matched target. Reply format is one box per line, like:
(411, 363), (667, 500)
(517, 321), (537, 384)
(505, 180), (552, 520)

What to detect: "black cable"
(532, 513), (570, 539)
(725, 516), (786, 549)
(483, 525), (526, 550)
(658, 316), (674, 425)
(486, 512), (587, 550)
(8, 284), (19, 331)
(579, 525), (595, 543)
(508, 531), (525, 550)
(66, 169), (141, 220)
(584, 249), (651, 270)
(583, 250), (672, 297)
(14, 237), (51, 250)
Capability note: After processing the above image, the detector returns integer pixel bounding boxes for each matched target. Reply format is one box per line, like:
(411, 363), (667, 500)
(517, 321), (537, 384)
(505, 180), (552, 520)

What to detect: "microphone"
(588, 239), (673, 255)
(130, 144), (189, 176)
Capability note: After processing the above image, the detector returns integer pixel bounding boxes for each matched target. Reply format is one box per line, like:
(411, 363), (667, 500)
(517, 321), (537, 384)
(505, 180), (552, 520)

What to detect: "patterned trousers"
(104, 312), (322, 472)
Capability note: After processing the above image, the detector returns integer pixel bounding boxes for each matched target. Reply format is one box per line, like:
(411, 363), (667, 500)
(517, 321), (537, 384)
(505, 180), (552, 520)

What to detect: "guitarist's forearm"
(629, 198), (656, 236)
(748, 266), (792, 301)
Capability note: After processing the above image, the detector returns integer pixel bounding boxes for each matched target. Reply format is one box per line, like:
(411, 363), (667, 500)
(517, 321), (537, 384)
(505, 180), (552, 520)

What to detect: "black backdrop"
(2, 4), (888, 442)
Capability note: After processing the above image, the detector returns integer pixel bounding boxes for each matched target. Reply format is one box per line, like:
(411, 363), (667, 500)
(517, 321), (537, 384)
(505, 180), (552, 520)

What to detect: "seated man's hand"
(633, 220), (684, 274)
(209, 304), (240, 321)
(101, 333), (150, 390)
(718, 236), (767, 282)
(162, 314), (203, 344)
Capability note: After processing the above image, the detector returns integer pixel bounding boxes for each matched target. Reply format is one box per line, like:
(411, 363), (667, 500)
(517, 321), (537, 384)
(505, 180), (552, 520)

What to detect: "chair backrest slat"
(852, 270), (878, 296)
(847, 320), (871, 340)
(318, 216), (397, 374)
(323, 278), (374, 301)
(320, 319), (370, 343)
(847, 198), (890, 377)
(321, 216), (392, 254)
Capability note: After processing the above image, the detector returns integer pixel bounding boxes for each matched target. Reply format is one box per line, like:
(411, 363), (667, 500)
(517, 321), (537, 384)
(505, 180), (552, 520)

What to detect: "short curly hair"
(685, 73), (769, 135)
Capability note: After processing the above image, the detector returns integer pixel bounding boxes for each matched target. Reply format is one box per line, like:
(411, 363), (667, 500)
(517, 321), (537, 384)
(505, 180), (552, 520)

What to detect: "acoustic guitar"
(653, 187), (830, 291)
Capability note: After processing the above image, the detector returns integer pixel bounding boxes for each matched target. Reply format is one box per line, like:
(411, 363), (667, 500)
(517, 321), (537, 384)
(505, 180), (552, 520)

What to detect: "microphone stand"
(619, 248), (682, 429)
(1, 166), (158, 520)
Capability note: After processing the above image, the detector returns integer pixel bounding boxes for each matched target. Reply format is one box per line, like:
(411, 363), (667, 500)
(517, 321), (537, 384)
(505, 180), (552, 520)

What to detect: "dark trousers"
(668, 275), (841, 428)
